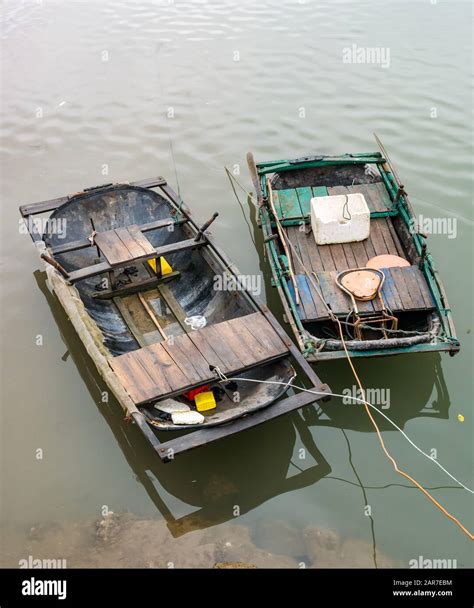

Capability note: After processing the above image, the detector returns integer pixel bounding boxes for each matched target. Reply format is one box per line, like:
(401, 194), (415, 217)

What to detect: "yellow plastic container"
(195, 391), (216, 412)
(147, 256), (173, 276)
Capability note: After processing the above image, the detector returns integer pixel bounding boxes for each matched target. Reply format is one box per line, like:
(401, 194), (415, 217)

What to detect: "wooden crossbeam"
(51, 217), (187, 256)
(92, 271), (180, 299)
(67, 238), (206, 284)
(19, 177), (167, 218)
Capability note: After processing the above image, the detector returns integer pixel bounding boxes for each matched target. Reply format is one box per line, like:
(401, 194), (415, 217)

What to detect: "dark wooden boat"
(247, 138), (460, 362)
(20, 176), (329, 460)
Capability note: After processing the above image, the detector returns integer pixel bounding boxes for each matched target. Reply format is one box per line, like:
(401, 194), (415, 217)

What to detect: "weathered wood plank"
(112, 226), (147, 259)
(402, 266), (429, 310)
(327, 243), (347, 271)
(243, 312), (288, 356)
(94, 230), (132, 265)
(214, 320), (257, 368)
(161, 338), (203, 385)
(171, 334), (212, 379)
(147, 344), (189, 391)
(318, 245), (337, 272)
(228, 318), (273, 361)
(390, 266), (414, 310)
(127, 225), (156, 255)
(380, 269), (402, 312)
(294, 274), (318, 320)
(295, 187), (313, 216)
(377, 218), (400, 256)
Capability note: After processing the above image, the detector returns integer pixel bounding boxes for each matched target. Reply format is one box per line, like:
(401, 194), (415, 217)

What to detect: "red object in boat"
(183, 385), (211, 401)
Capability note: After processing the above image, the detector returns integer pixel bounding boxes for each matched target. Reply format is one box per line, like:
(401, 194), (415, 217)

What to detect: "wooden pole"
(266, 178), (300, 305)
(137, 292), (168, 340)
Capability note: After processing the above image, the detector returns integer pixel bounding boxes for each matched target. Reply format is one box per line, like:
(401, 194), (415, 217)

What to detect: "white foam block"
(310, 193), (370, 245)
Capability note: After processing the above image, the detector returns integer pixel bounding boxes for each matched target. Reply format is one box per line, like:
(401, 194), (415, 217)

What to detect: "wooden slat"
(275, 189), (301, 219)
(127, 225), (156, 255)
(111, 352), (159, 403)
(186, 329), (227, 371)
(212, 320), (257, 368)
(380, 268), (403, 312)
(271, 191), (283, 218)
(350, 241), (369, 267)
(295, 227), (323, 272)
(341, 243), (357, 268)
(293, 275), (318, 320)
(327, 243), (347, 270)
(318, 245), (336, 271)
(295, 187), (313, 216)
(171, 334), (212, 379)
(401, 266), (431, 310)
(134, 348), (173, 395)
(385, 218), (406, 257)
(147, 343), (189, 391)
(203, 324), (245, 371)
(243, 313), (288, 356)
(161, 339), (203, 385)
(390, 266), (414, 310)
(226, 319), (269, 361)
(362, 236), (377, 261)
(414, 268), (435, 309)
(377, 218), (399, 255)
(114, 226), (147, 259)
(94, 230), (132, 265)
(368, 220), (389, 257)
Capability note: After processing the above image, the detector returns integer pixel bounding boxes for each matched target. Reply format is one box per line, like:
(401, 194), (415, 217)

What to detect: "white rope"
(218, 375), (474, 495)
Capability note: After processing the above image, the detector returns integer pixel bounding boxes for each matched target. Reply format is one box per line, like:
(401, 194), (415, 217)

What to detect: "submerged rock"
(302, 524), (396, 568)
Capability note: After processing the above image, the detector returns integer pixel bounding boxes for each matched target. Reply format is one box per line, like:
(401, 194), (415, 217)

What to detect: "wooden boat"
(20, 176), (330, 461)
(247, 137), (460, 362)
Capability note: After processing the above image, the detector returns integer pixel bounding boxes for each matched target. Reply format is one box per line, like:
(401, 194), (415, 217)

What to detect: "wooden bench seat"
(272, 182), (393, 221)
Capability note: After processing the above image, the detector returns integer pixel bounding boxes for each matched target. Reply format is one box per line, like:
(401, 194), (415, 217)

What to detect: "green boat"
(247, 137), (460, 362)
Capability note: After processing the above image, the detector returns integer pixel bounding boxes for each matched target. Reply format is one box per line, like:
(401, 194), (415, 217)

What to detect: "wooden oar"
(373, 133), (416, 217)
(266, 178), (300, 305)
(246, 152), (264, 206)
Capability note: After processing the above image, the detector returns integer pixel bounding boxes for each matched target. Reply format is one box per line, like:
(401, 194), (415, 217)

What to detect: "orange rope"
(334, 317), (473, 541)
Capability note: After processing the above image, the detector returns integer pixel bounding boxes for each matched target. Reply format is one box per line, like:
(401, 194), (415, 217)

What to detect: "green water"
(1, 0), (472, 567)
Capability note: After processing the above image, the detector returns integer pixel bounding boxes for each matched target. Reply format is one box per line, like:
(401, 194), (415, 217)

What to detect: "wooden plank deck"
(289, 266), (435, 322)
(328, 182), (393, 213)
(285, 217), (406, 276)
(109, 312), (289, 404)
